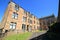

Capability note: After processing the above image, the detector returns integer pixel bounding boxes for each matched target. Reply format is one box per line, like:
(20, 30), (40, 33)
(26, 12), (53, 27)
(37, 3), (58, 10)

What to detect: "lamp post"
(57, 0), (60, 22)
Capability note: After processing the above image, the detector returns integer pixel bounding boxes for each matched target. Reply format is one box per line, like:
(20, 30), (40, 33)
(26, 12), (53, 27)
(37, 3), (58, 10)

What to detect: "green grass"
(5, 32), (32, 40)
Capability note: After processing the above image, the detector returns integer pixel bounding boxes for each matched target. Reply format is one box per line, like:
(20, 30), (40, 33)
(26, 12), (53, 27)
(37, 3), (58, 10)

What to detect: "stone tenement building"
(0, 1), (40, 33)
(0, 0), (57, 33)
(39, 14), (56, 30)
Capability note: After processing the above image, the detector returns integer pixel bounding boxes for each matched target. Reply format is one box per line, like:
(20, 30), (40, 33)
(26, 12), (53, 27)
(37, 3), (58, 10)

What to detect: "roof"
(8, 1), (39, 19)
(39, 14), (55, 20)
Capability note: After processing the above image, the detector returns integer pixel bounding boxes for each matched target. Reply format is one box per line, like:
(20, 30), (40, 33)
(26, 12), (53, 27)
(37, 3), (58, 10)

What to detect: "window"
(29, 14), (32, 18)
(23, 11), (27, 16)
(27, 12), (32, 18)
(10, 22), (16, 30)
(28, 19), (32, 24)
(22, 24), (26, 31)
(15, 5), (19, 11)
(43, 21), (46, 25)
(24, 11), (27, 14)
(22, 16), (27, 22)
(12, 12), (18, 19)
(30, 20), (32, 24)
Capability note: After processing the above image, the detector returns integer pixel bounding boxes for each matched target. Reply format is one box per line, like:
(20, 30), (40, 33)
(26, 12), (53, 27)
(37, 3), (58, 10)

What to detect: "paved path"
(28, 31), (47, 40)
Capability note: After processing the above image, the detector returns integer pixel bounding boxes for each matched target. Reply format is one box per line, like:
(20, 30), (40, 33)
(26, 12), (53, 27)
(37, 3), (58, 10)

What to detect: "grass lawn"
(4, 32), (32, 40)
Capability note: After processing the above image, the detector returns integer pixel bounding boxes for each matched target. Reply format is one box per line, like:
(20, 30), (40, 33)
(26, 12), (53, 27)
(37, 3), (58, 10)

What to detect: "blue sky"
(0, 0), (59, 22)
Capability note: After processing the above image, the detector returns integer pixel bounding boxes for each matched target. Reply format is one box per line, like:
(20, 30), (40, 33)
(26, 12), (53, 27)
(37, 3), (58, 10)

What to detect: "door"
(22, 24), (26, 32)
(29, 26), (32, 32)
(27, 25), (29, 31)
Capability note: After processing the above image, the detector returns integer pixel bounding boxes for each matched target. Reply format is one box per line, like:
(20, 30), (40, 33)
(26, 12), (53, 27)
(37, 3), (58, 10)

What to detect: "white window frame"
(10, 22), (16, 30)
(22, 16), (27, 22)
(12, 12), (18, 19)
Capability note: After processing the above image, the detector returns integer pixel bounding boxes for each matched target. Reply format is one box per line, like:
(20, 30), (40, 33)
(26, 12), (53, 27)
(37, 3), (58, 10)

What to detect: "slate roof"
(39, 14), (55, 20)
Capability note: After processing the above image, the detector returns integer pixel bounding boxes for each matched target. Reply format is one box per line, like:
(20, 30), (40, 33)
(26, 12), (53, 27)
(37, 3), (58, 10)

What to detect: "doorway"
(27, 25), (29, 31)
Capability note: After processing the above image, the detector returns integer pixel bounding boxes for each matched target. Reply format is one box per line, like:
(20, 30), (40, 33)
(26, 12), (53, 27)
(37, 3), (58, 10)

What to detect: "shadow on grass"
(30, 22), (60, 40)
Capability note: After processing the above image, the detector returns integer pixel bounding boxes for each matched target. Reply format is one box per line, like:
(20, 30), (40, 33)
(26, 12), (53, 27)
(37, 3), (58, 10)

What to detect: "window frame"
(12, 12), (18, 19)
(22, 16), (27, 22)
(15, 5), (19, 11)
(22, 24), (26, 32)
(10, 22), (17, 30)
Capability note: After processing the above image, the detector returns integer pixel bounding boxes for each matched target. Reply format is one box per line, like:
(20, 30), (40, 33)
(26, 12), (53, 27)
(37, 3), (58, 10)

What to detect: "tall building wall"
(39, 15), (56, 30)
(1, 4), (10, 29)
(1, 1), (40, 32)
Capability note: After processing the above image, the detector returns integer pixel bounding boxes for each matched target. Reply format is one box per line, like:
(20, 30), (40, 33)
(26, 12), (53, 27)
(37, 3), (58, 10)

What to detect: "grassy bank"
(5, 32), (32, 40)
